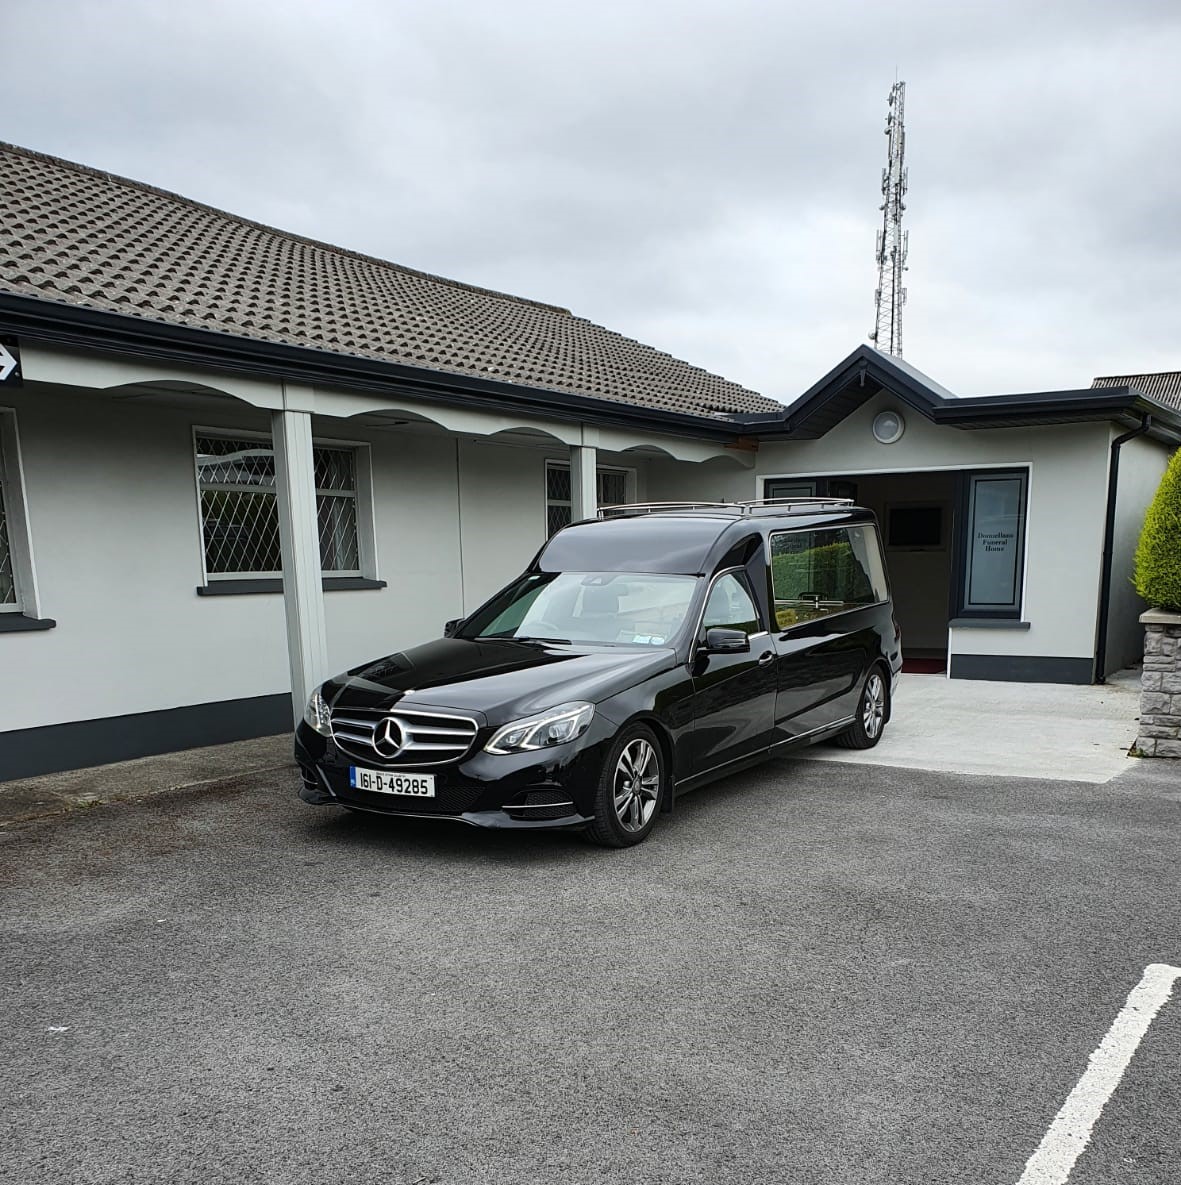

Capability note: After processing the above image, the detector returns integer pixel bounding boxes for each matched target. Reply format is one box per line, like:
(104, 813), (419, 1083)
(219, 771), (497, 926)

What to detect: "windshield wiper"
(513, 635), (571, 645)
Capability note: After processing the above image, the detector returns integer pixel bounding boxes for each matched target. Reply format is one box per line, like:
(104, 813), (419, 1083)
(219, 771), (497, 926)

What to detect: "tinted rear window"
(769, 524), (889, 628)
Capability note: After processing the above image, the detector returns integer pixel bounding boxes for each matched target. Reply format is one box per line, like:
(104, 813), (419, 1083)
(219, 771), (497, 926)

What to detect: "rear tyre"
(585, 724), (665, 848)
(832, 667), (888, 750)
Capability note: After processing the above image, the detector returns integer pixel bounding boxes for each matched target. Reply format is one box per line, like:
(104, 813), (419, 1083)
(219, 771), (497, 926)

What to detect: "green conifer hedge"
(1134, 448), (1181, 612)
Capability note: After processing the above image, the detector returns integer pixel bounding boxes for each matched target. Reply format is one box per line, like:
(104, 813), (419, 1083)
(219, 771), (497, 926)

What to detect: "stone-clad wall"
(1137, 612), (1181, 758)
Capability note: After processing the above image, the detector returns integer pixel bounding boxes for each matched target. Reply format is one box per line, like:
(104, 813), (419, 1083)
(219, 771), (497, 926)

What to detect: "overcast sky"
(5, 0), (1180, 404)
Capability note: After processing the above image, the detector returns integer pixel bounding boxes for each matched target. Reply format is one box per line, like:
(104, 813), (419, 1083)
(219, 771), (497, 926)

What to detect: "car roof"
(536, 503), (878, 575)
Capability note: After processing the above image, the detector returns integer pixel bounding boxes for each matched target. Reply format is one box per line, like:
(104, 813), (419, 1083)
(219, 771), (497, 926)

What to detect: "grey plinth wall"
(1137, 610), (1181, 757)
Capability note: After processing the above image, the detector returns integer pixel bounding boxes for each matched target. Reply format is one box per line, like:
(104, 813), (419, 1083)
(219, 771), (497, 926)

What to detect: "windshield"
(460, 572), (699, 647)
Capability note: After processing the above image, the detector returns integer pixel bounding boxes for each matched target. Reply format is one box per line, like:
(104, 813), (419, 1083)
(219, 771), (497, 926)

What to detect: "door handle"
(757, 650), (775, 666)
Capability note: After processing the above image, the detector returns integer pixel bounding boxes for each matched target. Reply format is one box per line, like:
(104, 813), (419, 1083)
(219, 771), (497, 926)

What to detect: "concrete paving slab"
(804, 669), (1144, 783)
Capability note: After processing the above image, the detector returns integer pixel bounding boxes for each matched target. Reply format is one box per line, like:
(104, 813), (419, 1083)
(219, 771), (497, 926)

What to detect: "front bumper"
(294, 717), (612, 831)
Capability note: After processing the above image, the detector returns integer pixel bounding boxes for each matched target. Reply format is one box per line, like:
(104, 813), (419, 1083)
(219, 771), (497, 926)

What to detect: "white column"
(570, 444), (597, 521)
(272, 408), (329, 724)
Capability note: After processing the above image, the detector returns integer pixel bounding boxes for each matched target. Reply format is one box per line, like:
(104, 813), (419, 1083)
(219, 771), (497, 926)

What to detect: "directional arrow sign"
(0, 337), (21, 386)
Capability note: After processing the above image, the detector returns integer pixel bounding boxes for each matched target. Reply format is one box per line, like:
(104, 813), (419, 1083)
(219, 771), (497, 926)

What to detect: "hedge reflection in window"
(770, 526), (888, 629)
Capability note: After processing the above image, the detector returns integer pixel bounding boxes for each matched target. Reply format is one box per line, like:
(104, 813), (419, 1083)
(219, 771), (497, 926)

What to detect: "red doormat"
(902, 657), (947, 674)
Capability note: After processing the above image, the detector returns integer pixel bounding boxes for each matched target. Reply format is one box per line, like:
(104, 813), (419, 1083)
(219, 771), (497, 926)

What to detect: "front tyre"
(585, 724), (665, 848)
(833, 667), (888, 750)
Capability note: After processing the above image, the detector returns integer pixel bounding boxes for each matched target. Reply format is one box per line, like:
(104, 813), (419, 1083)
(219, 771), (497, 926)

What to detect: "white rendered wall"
(457, 438), (550, 614)
(456, 441), (650, 615)
(0, 387), (287, 732)
(648, 390), (1114, 664)
(0, 386), (661, 734)
(323, 424), (466, 675)
(1105, 433), (1173, 675)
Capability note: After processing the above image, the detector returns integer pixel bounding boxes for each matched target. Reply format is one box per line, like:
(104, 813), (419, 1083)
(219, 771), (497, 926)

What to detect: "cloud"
(4, 0), (1180, 401)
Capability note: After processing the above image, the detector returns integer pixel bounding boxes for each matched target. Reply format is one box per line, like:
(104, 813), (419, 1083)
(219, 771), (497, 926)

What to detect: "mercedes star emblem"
(372, 716), (405, 759)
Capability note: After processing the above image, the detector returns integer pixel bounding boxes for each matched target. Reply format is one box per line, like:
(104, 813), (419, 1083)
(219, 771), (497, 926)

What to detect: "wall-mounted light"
(872, 409), (905, 444)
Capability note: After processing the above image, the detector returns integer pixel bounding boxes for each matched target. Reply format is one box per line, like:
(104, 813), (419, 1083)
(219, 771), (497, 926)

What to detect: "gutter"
(1094, 412), (1152, 683)
(4, 290), (1180, 449)
(0, 292), (787, 444)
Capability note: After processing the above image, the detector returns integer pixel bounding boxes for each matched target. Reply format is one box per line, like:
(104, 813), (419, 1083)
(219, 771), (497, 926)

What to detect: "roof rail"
(597, 497), (855, 519)
(597, 501), (734, 518)
(738, 497), (855, 510)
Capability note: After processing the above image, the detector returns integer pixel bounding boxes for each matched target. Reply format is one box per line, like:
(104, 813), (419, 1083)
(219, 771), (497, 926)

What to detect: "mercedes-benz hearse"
(296, 499), (901, 847)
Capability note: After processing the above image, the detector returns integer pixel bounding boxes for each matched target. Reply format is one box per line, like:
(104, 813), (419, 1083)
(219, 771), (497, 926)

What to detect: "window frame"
(763, 478), (818, 500)
(0, 407), (44, 620)
(951, 468), (1029, 621)
(543, 459), (636, 536)
(766, 522), (890, 634)
(699, 568), (765, 640)
(691, 566), (768, 647)
(192, 425), (378, 584)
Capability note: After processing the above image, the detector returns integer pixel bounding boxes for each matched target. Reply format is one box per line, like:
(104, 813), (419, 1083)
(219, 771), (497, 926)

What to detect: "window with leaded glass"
(544, 461), (631, 536)
(597, 468), (628, 510)
(0, 419), (16, 610)
(545, 462), (573, 537)
(0, 411), (40, 619)
(195, 433), (362, 577)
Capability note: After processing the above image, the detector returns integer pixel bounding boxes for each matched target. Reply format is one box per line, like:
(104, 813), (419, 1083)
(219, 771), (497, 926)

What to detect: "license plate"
(349, 767), (436, 797)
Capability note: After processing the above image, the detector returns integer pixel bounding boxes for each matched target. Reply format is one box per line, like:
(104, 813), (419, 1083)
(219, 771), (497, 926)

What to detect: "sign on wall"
(0, 337), (21, 387)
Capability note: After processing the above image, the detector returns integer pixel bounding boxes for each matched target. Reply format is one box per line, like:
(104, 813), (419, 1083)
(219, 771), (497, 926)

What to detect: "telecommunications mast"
(870, 80), (908, 357)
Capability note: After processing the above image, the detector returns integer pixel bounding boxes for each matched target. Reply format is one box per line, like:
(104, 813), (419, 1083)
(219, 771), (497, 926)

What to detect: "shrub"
(1134, 448), (1181, 611)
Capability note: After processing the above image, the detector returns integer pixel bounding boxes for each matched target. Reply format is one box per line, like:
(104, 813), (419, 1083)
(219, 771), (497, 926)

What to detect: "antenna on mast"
(870, 80), (908, 357)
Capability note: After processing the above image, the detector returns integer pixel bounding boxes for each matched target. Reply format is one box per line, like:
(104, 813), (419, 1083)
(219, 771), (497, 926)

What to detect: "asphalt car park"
(1, 754), (1178, 1185)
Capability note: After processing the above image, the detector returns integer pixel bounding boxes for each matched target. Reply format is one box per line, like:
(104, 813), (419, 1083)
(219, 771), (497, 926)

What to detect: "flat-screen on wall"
(888, 505), (943, 548)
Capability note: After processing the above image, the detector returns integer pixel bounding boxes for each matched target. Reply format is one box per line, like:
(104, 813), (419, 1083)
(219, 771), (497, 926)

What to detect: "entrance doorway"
(766, 471), (959, 675)
(766, 468), (1031, 677)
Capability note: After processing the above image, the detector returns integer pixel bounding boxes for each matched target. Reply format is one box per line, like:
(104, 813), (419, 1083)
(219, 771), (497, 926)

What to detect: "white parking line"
(1015, 962), (1181, 1185)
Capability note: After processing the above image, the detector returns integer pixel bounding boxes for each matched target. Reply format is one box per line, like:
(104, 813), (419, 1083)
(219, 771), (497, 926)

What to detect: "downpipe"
(1094, 413), (1152, 684)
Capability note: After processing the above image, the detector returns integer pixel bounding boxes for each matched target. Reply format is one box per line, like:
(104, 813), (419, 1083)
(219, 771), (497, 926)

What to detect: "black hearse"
(297, 500), (901, 847)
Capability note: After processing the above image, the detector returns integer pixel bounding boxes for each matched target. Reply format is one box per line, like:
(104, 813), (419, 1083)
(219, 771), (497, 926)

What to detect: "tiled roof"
(0, 142), (781, 418)
(1093, 371), (1181, 412)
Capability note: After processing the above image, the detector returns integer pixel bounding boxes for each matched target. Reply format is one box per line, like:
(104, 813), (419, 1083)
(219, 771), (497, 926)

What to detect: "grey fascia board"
(783, 357), (1181, 442)
(931, 389), (1181, 442)
(0, 292), (779, 442)
(6, 294), (1176, 444)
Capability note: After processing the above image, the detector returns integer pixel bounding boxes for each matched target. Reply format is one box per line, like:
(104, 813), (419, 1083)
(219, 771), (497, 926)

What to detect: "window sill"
(197, 577), (387, 596)
(0, 613), (57, 632)
(948, 618), (1031, 630)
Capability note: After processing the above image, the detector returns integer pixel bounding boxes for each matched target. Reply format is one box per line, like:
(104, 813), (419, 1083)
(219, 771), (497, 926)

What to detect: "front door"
(689, 570), (777, 774)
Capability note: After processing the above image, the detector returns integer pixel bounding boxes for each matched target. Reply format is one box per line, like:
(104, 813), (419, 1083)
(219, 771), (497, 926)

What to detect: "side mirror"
(703, 627), (750, 654)
(443, 618), (463, 638)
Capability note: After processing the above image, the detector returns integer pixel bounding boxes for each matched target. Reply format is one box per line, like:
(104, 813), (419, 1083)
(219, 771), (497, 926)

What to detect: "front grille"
(330, 705), (478, 768)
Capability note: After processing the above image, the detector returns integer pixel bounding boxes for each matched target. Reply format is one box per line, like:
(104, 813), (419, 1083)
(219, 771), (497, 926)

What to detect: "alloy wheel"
(613, 738), (660, 833)
(863, 672), (886, 739)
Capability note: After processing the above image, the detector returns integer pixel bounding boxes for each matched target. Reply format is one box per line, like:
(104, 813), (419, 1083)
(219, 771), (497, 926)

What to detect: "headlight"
(484, 702), (594, 755)
(303, 687), (333, 737)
